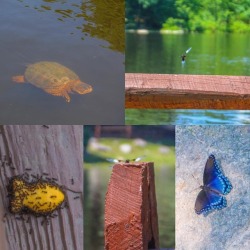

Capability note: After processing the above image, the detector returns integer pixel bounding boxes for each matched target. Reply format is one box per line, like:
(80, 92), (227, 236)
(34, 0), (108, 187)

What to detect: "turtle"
(12, 61), (93, 102)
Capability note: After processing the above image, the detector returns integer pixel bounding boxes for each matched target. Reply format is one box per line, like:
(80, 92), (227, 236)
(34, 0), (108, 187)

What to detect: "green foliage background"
(126, 0), (250, 32)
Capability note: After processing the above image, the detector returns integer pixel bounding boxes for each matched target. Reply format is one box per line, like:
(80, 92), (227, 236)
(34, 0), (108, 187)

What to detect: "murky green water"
(126, 32), (250, 75)
(126, 32), (250, 124)
(0, 0), (124, 124)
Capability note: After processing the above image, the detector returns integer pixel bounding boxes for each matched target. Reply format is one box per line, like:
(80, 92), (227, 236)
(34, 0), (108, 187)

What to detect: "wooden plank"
(104, 162), (159, 250)
(0, 125), (83, 250)
(125, 73), (250, 109)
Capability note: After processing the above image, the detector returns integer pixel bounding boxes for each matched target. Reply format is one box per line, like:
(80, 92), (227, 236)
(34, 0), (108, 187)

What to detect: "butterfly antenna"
(191, 174), (201, 188)
(190, 186), (201, 193)
(190, 174), (201, 192)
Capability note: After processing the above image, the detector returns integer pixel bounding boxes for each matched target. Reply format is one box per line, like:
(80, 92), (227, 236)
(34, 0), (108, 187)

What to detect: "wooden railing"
(125, 73), (250, 109)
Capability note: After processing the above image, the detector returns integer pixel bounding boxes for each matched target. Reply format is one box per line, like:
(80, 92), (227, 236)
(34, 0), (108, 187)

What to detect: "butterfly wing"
(195, 188), (227, 215)
(134, 156), (144, 162)
(195, 189), (210, 215)
(106, 158), (119, 163)
(204, 154), (232, 195)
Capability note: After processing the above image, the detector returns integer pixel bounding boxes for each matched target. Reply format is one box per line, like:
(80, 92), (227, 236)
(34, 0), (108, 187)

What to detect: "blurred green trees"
(126, 0), (250, 32)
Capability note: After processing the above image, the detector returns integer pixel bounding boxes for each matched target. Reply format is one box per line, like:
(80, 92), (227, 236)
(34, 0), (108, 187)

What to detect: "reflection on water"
(81, 0), (125, 52)
(125, 109), (250, 125)
(17, 0), (124, 52)
(0, 0), (124, 124)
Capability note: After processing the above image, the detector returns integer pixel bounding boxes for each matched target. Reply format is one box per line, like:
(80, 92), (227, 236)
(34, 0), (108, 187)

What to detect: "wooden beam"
(125, 73), (250, 109)
(104, 162), (159, 250)
(0, 125), (83, 250)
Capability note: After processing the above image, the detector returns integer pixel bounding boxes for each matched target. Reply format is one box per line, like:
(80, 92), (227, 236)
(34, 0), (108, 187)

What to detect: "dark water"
(126, 110), (250, 125)
(0, 0), (124, 124)
(126, 32), (250, 124)
(84, 165), (175, 249)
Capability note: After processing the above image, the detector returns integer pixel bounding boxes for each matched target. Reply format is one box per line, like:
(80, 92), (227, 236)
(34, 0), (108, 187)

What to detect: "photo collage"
(0, 1), (249, 250)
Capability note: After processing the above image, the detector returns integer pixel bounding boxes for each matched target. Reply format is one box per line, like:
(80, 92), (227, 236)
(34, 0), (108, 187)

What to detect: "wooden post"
(125, 73), (250, 109)
(104, 162), (159, 250)
(0, 125), (83, 250)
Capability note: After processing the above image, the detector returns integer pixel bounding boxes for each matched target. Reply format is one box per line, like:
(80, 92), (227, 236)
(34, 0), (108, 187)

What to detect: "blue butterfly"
(195, 154), (232, 216)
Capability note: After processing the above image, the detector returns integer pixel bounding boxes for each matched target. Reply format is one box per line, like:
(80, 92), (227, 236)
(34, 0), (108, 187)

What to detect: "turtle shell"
(24, 61), (92, 102)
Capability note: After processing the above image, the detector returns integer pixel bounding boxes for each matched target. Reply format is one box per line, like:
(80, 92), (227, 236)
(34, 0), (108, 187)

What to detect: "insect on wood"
(7, 175), (65, 217)
(3, 171), (82, 232)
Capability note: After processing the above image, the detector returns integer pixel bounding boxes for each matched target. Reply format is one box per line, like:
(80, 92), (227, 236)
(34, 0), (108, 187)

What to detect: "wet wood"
(125, 73), (250, 109)
(0, 125), (83, 250)
(105, 162), (159, 250)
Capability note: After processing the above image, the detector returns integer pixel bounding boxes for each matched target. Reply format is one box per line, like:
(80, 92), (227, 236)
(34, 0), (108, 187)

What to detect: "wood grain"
(104, 162), (159, 250)
(125, 73), (250, 109)
(0, 125), (83, 250)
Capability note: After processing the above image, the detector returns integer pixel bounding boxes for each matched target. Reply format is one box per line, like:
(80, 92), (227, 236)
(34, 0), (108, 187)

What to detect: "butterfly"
(195, 154), (232, 216)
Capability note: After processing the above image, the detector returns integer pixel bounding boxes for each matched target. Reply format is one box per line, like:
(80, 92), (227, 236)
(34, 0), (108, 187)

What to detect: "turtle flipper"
(62, 92), (70, 102)
(44, 88), (71, 102)
(12, 75), (25, 83)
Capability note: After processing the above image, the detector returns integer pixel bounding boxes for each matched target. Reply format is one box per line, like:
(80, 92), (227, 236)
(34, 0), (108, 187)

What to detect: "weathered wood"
(0, 125), (83, 250)
(125, 73), (250, 109)
(104, 162), (159, 250)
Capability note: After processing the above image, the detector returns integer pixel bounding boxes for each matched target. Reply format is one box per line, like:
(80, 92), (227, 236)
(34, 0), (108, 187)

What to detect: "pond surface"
(126, 109), (250, 125)
(126, 32), (250, 75)
(126, 32), (250, 124)
(84, 165), (175, 250)
(0, 0), (124, 124)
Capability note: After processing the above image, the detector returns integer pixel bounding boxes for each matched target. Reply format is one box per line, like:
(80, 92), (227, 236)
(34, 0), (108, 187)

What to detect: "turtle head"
(72, 80), (93, 95)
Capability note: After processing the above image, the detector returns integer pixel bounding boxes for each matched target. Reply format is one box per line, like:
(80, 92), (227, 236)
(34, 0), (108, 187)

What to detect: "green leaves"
(127, 0), (250, 32)
(138, 0), (159, 8)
